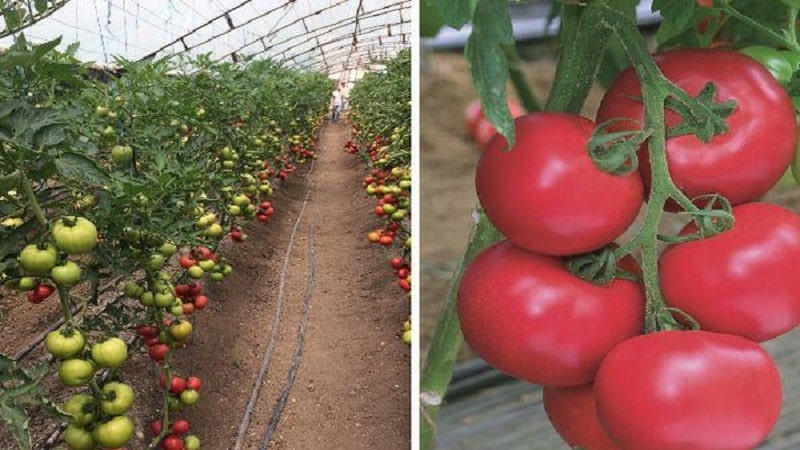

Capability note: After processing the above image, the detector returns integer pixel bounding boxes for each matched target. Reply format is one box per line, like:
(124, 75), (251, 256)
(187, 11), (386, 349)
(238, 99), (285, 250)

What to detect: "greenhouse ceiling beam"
(312, 44), (407, 73)
(144, 0), (256, 59)
(343, 0), (365, 77)
(0, 0), (71, 39)
(298, 34), (409, 70)
(275, 20), (409, 65)
(215, 0), (408, 63)
(143, 0), (295, 60)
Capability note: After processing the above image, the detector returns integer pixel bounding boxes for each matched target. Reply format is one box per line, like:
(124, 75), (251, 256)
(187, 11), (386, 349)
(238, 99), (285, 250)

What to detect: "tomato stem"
(420, 210), (502, 450)
(17, 169), (48, 228)
(56, 286), (74, 326)
(715, 1), (800, 53)
(503, 46), (541, 113)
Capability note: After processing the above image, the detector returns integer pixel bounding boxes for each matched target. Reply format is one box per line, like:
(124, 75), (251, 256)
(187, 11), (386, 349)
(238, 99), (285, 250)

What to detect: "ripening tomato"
(660, 202), (800, 342)
(457, 241), (643, 386)
(544, 384), (620, 450)
(596, 49), (796, 208)
(595, 331), (782, 450)
(476, 113), (643, 256)
(186, 376), (202, 391)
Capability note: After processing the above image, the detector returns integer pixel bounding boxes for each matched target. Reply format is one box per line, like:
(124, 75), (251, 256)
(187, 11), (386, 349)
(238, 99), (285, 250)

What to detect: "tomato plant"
(0, 33), (331, 449)
(423, 1), (800, 449)
(346, 49), (413, 344)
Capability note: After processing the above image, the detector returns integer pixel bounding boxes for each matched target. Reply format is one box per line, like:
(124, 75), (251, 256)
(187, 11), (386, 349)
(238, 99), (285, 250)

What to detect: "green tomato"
(185, 435), (201, 450)
(58, 359), (94, 386)
(158, 241), (178, 257)
(210, 272), (224, 282)
(92, 415), (134, 448)
(222, 160), (236, 169)
(205, 223), (224, 238)
(19, 243), (58, 275)
(140, 291), (155, 306)
(382, 204), (397, 214)
(233, 194), (250, 207)
(52, 217), (98, 255)
(171, 304), (185, 316)
(155, 291), (175, 308)
(64, 424), (96, 450)
(188, 265), (205, 279)
(91, 337), (128, 368)
(398, 179), (412, 189)
(18, 276), (36, 290)
(148, 253), (166, 270)
(741, 46), (794, 86)
(180, 388), (200, 406)
(95, 105), (109, 117)
(228, 204), (242, 216)
(45, 327), (85, 359)
(110, 145), (133, 165)
(100, 382), (135, 415)
(63, 394), (96, 426)
(51, 261), (82, 287)
(124, 281), (143, 298)
(197, 259), (216, 271)
(168, 396), (183, 411)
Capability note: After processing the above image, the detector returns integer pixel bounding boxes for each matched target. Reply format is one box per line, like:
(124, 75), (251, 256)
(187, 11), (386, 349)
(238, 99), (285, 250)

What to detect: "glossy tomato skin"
(543, 384), (620, 450)
(476, 113), (643, 256)
(595, 331), (782, 450)
(457, 241), (644, 386)
(597, 49), (796, 208)
(660, 202), (800, 342)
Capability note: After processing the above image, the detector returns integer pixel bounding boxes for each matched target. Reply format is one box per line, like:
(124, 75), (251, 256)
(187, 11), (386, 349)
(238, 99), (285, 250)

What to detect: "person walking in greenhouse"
(340, 81), (350, 111)
(331, 87), (343, 123)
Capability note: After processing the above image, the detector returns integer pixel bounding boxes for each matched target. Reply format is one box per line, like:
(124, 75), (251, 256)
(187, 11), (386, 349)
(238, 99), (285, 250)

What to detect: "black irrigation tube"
(258, 139), (319, 449)
(233, 155), (318, 450)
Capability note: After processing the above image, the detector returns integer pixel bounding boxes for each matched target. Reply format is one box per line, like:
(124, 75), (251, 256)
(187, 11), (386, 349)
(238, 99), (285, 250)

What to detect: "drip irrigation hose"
(233, 156), (318, 450)
(258, 150), (318, 449)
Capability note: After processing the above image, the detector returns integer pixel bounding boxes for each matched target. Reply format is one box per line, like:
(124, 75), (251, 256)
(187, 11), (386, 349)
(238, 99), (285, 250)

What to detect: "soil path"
(176, 122), (410, 450)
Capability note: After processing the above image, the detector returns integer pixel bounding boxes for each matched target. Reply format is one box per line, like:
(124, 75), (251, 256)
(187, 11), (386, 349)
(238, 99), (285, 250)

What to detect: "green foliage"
(349, 49), (411, 167)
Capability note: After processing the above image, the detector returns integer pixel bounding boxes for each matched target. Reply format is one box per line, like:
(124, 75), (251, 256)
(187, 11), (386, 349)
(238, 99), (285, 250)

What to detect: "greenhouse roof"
(0, 0), (410, 77)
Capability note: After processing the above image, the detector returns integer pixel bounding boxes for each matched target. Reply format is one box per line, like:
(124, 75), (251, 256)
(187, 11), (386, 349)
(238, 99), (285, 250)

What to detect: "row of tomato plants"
(344, 49), (412, 344)
(0, 35), (330, 450)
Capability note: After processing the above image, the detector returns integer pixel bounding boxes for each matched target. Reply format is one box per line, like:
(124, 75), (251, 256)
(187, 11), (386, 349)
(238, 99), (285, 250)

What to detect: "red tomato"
(171, 419), (190, 435)
(660, 202), (800, 342)
(476, 113), (643, 256)
(464, 99), (524, 139)
(544, 384), (620, 450)
(193, 295), (208, 310)
(457, 241), (643, 386)
(186, 376), (202, 391)
(595, 331), (781, 450)
(596, 49), (796, 208)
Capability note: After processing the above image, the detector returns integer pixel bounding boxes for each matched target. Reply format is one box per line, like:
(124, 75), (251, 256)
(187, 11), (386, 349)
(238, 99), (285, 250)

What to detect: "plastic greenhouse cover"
(0, 0), (410, 78)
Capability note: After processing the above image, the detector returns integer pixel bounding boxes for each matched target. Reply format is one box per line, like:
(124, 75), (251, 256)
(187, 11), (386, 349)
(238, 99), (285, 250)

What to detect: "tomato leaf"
(465, 0), (515, 147)
(54, 152), (111, 185)
(431, 0), (478, 29)
(653, 0), (698, 45)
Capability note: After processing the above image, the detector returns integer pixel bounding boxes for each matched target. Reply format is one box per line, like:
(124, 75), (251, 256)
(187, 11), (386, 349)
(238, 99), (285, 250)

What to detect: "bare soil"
(0, 122), (409, 450)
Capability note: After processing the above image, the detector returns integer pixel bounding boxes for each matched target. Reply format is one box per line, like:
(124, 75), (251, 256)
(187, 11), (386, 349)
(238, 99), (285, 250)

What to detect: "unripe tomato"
(18, 243), (58, 275)
(51, 261), (82, 287)
(45, 327), (85, 359)
(91, 337), (128, 368)
(52, 217), (98, 254)
(184, 435), (201, 450)
(63, 425), (96, 450)
(179, 389), (199, 406)
(100, 382), (135, 415)
(169, 321), (193, 342)
(92, 415), (134, 448)
(63, 394), (96, 426)
(58, 359), (95, 386)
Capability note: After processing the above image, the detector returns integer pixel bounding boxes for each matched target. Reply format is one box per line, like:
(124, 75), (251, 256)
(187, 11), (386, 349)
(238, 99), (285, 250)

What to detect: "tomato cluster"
(346, 49), (412, 345)
(459, 48), (800, 449)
